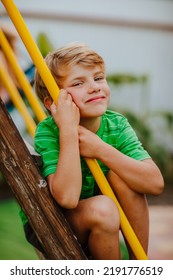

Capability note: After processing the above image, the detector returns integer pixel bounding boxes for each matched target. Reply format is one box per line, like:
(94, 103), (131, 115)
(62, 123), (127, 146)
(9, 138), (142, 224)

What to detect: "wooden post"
(0, 98), (86, 260)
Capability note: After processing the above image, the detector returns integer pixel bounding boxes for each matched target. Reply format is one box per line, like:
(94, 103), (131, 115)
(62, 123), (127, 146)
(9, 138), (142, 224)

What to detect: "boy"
(34, 42), (164, 259)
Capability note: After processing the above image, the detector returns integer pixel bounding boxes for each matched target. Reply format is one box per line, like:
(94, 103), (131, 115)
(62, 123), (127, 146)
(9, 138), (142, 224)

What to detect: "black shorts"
(24, 222), (89, 259)
(24, 222), (45, 254)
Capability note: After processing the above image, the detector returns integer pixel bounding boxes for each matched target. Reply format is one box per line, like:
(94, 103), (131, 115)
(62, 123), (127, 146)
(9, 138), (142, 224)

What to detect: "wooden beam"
(0, 98), (86, 260)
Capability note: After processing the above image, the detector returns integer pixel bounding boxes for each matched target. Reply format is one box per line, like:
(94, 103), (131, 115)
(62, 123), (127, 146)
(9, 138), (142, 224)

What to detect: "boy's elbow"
(50, 182), (80, 209)
(59, 197), (79, 209)
(150, 174), (164, 196)
(53, 191), (79, 209)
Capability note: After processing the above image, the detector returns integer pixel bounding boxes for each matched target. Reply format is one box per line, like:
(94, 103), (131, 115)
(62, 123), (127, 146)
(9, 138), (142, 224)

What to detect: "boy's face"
(62, 64), (110, 119)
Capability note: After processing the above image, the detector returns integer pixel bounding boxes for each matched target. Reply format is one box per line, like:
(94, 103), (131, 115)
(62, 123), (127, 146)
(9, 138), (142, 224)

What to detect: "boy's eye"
(95, 76), (104, 81)
(73, 81), (83, 87)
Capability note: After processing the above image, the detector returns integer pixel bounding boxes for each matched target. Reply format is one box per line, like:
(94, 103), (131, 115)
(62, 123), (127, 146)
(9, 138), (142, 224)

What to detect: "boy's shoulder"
(34, 115), (59, 146)
(35, 115), (58, 134)
(97, 110), (127, 137)
(102, 109), (127, 125)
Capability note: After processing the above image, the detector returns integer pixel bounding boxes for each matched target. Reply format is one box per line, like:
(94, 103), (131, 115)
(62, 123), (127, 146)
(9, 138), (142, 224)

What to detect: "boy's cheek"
(65, 89), (79, 104)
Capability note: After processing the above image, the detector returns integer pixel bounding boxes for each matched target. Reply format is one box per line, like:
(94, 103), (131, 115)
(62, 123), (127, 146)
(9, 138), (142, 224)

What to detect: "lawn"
(0, 199), (38, 260)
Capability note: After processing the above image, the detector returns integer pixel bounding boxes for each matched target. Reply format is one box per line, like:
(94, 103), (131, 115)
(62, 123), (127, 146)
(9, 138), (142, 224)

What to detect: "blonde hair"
(34, 42), (105, 103)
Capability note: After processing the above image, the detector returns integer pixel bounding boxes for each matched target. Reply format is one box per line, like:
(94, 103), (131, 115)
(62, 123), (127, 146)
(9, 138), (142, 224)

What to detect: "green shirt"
(34, 110), (150, 200)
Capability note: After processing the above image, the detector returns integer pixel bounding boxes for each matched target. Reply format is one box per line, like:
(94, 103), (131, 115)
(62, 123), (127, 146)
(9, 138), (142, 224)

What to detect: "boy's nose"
(88, 81), (100, 94)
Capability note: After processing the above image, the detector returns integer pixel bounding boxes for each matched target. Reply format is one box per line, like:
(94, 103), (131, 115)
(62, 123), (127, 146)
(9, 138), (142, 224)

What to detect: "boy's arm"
(97, 146), (163, 195)
(78, 126), (164, 195)
(47, 91), (82, 209)
(47, 127), (82, 209)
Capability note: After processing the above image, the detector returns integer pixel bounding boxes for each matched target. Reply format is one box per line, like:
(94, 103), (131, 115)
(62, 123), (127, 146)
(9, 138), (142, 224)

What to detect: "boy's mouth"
(86, 95), (105, 103)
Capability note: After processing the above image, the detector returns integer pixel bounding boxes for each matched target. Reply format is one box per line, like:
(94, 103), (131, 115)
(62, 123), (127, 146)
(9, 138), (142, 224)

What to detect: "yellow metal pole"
(1, 0), (148, 260)
(87, 159), (148, 259)
(1, 0), (59, 103)
(0, 62), (36, 138)
(0, 29), (47, 122)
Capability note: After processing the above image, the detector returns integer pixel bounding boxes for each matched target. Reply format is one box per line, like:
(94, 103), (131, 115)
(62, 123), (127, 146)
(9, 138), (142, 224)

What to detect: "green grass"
(0, 199), (38, 260)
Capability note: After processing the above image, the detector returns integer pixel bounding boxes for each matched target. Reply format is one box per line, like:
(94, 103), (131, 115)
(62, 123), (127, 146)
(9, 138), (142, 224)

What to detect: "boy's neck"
(80, 116), (101, 133)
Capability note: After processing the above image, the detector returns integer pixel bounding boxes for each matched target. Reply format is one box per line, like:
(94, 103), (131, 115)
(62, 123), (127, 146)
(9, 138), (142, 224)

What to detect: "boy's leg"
(64, 195), (121, 260)
(107, 170), (149, 260)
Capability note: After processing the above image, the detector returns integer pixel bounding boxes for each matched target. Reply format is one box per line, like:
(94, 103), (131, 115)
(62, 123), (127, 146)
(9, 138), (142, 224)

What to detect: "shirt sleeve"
(34, 122), (59, 178)
(117, 116), (151, 161)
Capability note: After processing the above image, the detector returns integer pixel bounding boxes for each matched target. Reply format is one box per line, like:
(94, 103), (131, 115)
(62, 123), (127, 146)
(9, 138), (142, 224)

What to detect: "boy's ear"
(44, 96), (53, 111)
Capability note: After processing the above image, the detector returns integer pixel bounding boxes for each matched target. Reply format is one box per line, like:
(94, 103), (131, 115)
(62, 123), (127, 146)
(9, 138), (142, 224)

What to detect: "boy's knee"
(90, 195), (120, 232)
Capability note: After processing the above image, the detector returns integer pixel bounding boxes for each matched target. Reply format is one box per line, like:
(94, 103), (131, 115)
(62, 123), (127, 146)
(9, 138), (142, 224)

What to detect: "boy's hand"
(78, 125), (104, 158)
(50, 89), (80, 131)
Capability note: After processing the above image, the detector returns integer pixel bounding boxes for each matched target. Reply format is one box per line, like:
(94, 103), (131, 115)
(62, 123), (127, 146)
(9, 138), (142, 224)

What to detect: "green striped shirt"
(34, 110), (150, 199)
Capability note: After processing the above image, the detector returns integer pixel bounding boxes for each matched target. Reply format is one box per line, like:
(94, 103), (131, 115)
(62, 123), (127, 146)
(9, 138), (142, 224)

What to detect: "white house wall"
(1, 0), (173, 114)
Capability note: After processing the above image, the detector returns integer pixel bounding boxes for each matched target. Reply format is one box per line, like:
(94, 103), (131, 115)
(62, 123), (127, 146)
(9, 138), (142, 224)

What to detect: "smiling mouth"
(86, 96), (105, 103)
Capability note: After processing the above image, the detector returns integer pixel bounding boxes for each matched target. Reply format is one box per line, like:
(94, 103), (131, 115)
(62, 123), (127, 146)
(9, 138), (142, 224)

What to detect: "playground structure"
(0, 0), (148, 260)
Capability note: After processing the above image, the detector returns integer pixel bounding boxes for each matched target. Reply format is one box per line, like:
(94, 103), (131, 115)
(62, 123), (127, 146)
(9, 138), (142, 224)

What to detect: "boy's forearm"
(49, 129), (82, 208)
(97, 142), (164, 195)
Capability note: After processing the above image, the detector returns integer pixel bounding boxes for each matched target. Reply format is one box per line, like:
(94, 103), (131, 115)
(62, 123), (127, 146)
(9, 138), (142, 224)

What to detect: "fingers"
(50, 102), (56, 114)
(50, 89), (73, 114)
(49, 89), (80, 129)
(78, 126), (92, 142)
(59, 89), (72, 104)
(78, 125), (85, 136)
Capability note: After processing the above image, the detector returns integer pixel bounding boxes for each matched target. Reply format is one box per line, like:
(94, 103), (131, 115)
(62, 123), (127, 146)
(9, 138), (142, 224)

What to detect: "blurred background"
(0, 0), (173, 260)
